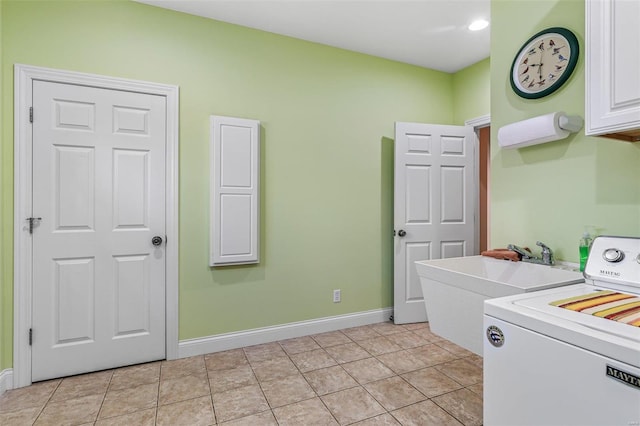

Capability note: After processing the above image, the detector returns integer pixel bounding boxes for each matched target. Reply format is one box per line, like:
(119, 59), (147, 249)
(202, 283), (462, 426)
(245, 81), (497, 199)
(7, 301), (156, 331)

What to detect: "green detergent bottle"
(579, 231), (592, 272)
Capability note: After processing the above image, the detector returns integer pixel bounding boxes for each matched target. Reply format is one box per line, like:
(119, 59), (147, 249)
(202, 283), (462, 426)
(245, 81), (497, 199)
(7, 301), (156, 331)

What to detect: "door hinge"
(29, 328), (33, 346)
(29, 106), (33, 123)
(27, 217), (42, 234)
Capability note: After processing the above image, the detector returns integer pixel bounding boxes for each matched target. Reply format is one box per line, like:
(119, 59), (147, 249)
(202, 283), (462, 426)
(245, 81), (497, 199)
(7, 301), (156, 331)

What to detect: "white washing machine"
(484, 236), (640, 426)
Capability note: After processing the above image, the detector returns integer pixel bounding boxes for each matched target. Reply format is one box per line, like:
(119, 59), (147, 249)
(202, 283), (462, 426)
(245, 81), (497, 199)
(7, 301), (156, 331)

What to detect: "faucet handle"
(536, 241), (552, 252)
(508, 244), (534, 259)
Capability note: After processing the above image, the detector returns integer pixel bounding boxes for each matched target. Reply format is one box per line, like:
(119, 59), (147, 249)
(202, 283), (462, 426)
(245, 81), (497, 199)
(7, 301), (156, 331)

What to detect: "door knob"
(398, 229), (407, 237)
(151, 236), (163, 246)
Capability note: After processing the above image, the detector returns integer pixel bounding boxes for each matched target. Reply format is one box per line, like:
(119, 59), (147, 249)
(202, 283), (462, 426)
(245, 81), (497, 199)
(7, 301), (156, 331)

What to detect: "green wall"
(453, 58), (490, 125)
(1, 0), (491, 371)
(490, 0), (640, 261)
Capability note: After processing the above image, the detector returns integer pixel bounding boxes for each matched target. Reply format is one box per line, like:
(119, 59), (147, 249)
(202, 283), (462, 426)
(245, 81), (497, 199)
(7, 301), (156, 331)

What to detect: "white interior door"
(393, 122), (476, 324)
(31, 80), (167, 381)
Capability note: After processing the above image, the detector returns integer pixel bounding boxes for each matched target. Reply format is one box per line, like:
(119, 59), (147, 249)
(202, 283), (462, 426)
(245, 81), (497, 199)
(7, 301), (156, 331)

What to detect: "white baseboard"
(0, 369), (13, 395)
(178, 307), (393, 358)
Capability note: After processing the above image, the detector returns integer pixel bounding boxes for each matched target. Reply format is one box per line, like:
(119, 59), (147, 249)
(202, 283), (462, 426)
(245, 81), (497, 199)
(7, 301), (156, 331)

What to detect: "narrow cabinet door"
(210, 116), (260, 266)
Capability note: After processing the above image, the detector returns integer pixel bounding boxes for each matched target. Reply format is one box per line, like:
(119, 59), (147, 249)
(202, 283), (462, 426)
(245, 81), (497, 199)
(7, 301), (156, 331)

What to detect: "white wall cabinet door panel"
(394, 122), (476, 324)
(586, 0), (640, 139)
(31, 80), (166, 381)
(210, 116), (260, 266)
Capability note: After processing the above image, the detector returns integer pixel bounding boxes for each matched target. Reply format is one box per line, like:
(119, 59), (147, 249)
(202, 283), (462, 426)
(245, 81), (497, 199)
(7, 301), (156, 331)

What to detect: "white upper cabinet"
(586, 0), (640, 141)
(210, 116), (260, 266)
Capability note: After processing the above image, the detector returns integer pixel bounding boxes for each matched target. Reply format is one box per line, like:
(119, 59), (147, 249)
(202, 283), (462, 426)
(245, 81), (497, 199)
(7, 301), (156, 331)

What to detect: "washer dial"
(603, 248), (625, 263)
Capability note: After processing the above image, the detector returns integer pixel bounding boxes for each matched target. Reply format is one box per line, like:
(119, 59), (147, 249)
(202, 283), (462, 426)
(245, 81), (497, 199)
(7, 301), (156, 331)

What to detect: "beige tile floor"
(0, 321), (483, 425)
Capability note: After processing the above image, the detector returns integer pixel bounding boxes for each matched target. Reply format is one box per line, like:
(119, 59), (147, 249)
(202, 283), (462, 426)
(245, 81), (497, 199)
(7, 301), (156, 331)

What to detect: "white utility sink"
(415, 255), (584, 355)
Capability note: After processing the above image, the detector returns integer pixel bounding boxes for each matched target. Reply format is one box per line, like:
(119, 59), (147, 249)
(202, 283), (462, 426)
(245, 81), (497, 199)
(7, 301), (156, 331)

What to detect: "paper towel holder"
(557, 114), (583, 133)
(498, 112), (583, 149)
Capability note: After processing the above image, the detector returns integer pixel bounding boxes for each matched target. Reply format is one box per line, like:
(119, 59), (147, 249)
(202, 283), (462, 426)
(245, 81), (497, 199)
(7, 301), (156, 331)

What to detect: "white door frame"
(465, 114), (491, 252)
(13, 64), (180, 388)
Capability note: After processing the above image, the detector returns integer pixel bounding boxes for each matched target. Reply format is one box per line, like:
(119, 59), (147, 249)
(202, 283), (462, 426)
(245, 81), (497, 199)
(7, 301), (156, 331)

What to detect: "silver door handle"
(397, 229), (407, 237)
(151, 236), (163, 246)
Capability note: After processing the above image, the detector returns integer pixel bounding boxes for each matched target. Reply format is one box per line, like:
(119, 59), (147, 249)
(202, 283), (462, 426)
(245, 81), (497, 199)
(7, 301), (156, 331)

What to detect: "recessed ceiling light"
(468, 19), (489, 31)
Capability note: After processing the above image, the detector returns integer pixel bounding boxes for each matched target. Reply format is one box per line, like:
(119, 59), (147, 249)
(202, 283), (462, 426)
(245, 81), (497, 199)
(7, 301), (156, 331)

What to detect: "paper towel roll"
(498, 112), (569, 149)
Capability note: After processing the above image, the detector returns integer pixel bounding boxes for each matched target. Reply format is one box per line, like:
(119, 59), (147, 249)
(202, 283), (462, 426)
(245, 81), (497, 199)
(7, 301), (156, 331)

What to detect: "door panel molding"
(13, 64), (179, 388)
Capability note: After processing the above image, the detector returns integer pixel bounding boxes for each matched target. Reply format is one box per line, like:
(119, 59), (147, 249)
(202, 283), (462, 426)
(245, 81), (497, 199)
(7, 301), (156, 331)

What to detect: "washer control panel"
(585, 236), (640, 288)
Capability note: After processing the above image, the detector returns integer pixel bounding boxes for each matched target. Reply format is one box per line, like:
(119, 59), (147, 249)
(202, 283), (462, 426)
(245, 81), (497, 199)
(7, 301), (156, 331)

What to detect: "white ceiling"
(135, 0), (490, 73)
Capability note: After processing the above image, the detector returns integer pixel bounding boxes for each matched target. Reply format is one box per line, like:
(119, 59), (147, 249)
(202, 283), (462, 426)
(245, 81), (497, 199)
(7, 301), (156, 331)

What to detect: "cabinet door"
(586, 0), (640, 137)
(210, 116), (260, 266)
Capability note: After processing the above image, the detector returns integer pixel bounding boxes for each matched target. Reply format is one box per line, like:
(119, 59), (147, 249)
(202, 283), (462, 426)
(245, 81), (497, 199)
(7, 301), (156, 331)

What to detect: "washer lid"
(549, 290), (640, 327)
(485, 283), (640, 368)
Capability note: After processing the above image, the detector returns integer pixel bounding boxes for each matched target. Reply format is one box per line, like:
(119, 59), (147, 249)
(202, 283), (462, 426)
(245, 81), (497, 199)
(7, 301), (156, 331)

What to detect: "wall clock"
(510, 27), (579, 99)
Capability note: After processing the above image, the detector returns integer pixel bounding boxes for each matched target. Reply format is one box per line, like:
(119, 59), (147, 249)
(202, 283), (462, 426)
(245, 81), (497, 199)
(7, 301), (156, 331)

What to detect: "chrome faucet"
(507, 241), (555, 265)
(537, 241), (555, 265)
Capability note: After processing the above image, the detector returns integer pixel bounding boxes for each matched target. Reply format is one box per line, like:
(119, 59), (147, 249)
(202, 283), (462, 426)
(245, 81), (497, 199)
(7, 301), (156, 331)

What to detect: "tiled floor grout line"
(283, 336), (339, 425)
(303, 334), (356, 426)
(290, 328), (389, 425)
(31, 379), (60, 425)
(105, 371), (118, 423)
(94, 377), (111, 424)
(205, 365), (217, 425)
(155, 378), (161, 426)
(339, 334), (394, 423)
(430, 387), (475, 425)
(282, 346), (340, 426)
(354, 334), (444, 425)
(244, 331), (359, 424)
(250, 350), (279, 424)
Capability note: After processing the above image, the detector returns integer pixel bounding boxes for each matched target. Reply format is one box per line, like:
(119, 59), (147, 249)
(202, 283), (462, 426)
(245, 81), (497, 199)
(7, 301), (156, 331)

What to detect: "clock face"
(510, 27), (579, 99)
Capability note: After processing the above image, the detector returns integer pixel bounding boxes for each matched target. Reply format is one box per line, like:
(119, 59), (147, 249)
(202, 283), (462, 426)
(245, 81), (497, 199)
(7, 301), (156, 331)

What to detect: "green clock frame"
(509, 27), (580, 99)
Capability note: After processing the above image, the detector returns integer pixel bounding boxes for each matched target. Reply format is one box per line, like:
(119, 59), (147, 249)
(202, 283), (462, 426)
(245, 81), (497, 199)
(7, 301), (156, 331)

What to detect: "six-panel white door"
(31, 80), (167, 381)
(394, 122), (476, 324)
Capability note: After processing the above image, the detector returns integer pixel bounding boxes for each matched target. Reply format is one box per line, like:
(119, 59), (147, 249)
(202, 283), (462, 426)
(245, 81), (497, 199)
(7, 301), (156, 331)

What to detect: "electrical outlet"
(333, 289), (341, 303)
